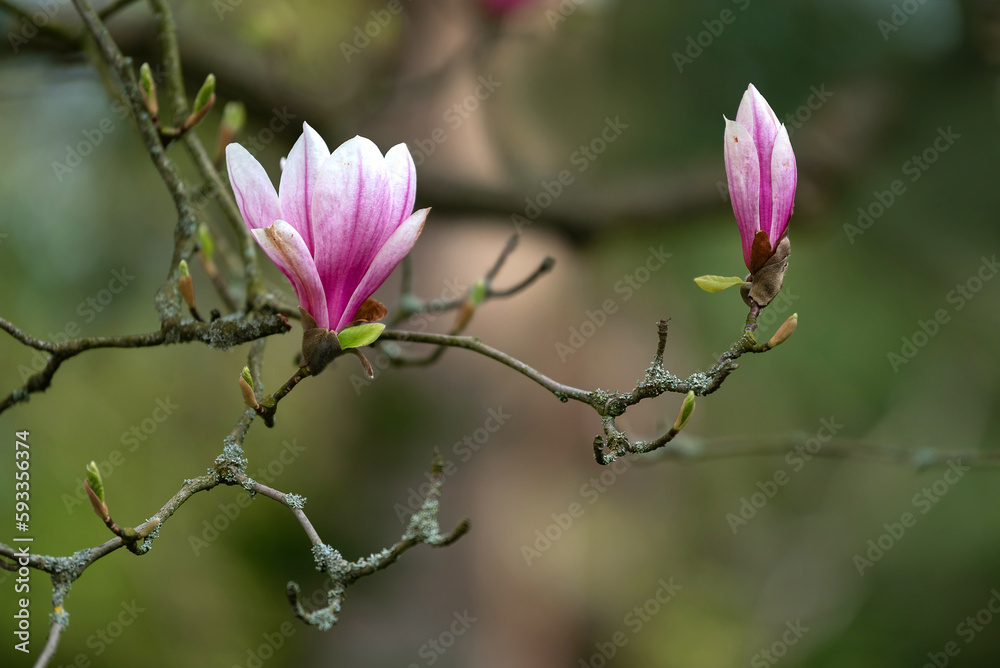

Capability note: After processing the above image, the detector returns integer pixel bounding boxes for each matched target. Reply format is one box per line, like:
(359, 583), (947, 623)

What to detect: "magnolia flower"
(723, 84), (797, 271)
(227, 124), (428, 332)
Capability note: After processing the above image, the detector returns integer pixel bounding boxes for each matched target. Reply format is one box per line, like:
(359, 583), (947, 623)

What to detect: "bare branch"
(0, 314), (290, 415)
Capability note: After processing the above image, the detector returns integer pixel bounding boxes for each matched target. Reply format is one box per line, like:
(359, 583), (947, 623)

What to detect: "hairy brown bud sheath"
(767, 313), (798, 349)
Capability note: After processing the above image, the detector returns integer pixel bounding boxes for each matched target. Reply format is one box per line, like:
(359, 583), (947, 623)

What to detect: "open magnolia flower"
(696, 85), (797, 308)
(227, 124), (428, 338)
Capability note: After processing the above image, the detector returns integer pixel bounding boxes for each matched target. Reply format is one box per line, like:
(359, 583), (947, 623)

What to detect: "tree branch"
(0, 313), (290, 415)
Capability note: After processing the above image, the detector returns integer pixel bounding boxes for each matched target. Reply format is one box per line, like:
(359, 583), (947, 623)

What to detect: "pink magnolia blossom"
(723, 84), (797, 270)
(227, 124), (428, 332)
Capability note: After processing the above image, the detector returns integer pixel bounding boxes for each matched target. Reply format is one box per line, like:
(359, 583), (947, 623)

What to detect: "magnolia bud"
(178, 260), (195, 308)
(222, 101), (246, 134)
(240, 367), (259, 410)
(453, 279), (487, 332)
(138, 517), (161, 538)
(469, 278), (487, 306)
(193, 74), (216, 113)
(85, 461), (108, 519)
(197, 224), (215, 261)
(139, 62), (158, 118)
(184, 74), (216, 130)
(767, 313), (798, 349)
(216, 102), (246, 161)
(241, 366), (253, 389)
(673, 391), (696, 432)
(86, 461), (104, 504)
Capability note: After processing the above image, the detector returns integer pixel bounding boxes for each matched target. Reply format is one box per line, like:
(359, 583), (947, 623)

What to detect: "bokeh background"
(3, 0), (1000, 666)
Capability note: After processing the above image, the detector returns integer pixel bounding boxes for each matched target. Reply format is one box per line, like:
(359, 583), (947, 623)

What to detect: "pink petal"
(736, 85), (780, 237)
(736, 85), (779, 148)
(384, 143), (417, 229)
(310, 136), (393, 324)
(226, 143), (283, 231)
(723, 117), (761, 269)
(768, 125), (797, 244)
(251, 220), (330, 329)
(278, 123), (331, 255)
(335, 208), (428, 331)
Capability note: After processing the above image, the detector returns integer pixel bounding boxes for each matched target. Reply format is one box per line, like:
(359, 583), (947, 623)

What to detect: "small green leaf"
(178, 259), (190, 278)
(86, 461), (104, 504)
(337, 323), (385, 350)
(693, 275), (745, 293)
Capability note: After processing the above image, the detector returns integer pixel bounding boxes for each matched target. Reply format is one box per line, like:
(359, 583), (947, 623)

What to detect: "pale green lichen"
(311, 544), (348, 574)
(50, 607), (70, 628)
(309, 608), (337, 631)
(214, 438), (248, 482)
(352, 548), (391, 571)
(241, 476), (257, 495)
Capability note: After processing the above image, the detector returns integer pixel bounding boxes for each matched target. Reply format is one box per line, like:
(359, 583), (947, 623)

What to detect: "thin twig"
(34, 617), (64, 668)
(71, 0), (198, 322)
(237, 475), (323, 546)
(381, 330), (590, 402)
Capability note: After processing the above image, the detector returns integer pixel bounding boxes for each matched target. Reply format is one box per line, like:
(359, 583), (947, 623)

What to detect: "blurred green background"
(2, 0), (1000, 666)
